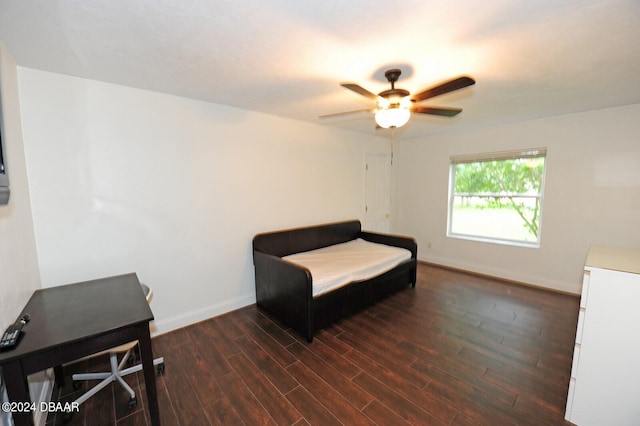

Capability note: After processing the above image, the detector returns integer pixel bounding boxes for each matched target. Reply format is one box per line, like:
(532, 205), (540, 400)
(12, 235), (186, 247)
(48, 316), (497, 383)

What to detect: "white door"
(364, 154), (392, 233)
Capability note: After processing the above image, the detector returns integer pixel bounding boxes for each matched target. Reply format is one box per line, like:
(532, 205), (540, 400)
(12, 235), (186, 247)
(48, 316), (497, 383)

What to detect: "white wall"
(0, 44), (44, 426)
(0, 46), (40, 328)
(18, 68), (387, 334)
(394, 104), (640, 294)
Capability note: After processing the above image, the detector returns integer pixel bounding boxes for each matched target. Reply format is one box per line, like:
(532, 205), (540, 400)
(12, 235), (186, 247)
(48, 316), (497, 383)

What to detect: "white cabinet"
(565, 246), (640, 425)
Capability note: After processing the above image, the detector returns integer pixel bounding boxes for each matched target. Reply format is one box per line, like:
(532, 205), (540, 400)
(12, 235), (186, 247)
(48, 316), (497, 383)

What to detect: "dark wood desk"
(0, 273), (161, 425)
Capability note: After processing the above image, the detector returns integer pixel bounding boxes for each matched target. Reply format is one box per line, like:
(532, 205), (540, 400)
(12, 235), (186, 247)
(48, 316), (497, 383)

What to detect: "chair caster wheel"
(128, 397), (137, 409)
(61, 411), (74, 423)
(157, 362), (165, 374)
(73, 381), (82, 390)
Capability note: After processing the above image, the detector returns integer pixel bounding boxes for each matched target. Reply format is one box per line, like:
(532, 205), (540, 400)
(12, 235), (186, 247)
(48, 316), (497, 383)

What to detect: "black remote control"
(0, 314), (29, 350)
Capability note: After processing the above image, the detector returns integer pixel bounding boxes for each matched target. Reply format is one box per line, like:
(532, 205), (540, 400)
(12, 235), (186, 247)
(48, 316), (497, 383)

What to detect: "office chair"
(66, 283), (164, 415)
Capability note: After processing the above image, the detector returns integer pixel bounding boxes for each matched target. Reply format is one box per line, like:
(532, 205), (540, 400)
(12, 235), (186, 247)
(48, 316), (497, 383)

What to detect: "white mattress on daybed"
(283, 238), (412, 297)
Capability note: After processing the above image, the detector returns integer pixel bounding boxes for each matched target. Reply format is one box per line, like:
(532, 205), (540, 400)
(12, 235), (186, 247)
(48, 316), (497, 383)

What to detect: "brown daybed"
(252, 220), (417, 342)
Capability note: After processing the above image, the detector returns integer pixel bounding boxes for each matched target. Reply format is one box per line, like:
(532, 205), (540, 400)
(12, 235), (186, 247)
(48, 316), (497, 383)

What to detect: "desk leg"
(138, 323), (161, 426)
(53, 365), (65, 387)
(3, 360), (33, 426)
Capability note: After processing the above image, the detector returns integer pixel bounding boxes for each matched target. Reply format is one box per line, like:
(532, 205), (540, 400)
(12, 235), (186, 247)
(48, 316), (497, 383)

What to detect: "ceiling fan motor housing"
(379, 69), (410, 107)
(378, 88), (410, 101)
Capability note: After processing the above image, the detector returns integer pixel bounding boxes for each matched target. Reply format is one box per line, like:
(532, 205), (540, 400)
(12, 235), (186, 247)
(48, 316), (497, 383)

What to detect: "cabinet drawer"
(571, 344), (580, 377)
(565, 377), (577, 420)
(575, 309), (585, 344)
(580, 270), (590, 308)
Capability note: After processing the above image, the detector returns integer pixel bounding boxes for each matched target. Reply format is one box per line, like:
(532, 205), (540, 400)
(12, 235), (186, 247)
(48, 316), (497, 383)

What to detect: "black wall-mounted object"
(0, 90), (10, 205)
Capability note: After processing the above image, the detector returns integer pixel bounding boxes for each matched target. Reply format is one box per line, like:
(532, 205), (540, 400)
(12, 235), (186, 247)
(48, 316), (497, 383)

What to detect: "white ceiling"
(1, 0), (639, 140)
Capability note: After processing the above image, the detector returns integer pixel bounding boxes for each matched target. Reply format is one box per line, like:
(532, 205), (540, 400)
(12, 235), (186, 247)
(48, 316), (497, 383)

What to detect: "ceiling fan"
(321, 69), (475, 129)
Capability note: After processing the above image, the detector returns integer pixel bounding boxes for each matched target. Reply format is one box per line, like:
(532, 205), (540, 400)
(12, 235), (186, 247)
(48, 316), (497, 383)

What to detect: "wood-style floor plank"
(285, 361), (375, 426)
(47, 263), (578, 425)
(286, 341), (373, 410)
(227, 352), (301, 425)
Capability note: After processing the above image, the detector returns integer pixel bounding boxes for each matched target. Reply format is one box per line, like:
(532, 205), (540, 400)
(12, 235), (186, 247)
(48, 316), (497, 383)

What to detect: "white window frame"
(447, 148), (547, 248)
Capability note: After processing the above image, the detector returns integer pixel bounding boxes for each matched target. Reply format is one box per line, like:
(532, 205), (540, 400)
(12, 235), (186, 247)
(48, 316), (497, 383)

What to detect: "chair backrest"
(141, 283), (153, 303)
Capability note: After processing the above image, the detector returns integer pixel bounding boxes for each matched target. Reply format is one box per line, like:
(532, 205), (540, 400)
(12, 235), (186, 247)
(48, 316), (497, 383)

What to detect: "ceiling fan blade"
(411, 76), (475, 103)
(319, 108), (374, 118)
(340, 83), (379, 101)
(412, 106), (462, 117)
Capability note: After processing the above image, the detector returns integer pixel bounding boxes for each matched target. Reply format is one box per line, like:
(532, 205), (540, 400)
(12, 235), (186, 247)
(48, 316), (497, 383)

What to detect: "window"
(448, 148), (547, 247)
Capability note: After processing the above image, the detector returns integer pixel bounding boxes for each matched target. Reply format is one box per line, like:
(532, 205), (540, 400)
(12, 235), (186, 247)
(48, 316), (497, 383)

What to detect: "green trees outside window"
(448, 149), (546, 245)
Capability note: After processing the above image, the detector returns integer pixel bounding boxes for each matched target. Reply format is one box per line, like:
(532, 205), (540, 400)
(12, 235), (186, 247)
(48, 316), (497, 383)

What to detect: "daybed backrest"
(253, 220), (362, 257)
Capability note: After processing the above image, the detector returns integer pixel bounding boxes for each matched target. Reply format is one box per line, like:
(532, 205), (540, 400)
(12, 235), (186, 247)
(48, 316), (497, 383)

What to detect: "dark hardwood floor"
(47, 263), (579, 425)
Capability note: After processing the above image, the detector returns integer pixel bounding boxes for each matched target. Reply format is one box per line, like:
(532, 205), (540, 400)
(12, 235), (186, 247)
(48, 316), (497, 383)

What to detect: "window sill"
(447, 233), (540, 249)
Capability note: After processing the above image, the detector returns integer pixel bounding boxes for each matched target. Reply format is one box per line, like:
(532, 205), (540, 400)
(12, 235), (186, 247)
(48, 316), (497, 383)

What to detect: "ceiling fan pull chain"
(391, 127), (395, 166)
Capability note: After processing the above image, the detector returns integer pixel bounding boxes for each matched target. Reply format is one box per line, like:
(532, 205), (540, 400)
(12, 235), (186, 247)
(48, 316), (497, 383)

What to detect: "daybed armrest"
(253, 250), (315, 340)
(359, 231), (418, 259)
(253, 251), (312, 302)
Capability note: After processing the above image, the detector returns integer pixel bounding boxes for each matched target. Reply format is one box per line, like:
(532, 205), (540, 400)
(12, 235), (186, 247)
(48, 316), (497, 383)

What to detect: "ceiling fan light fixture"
(375, 106), (411, 129)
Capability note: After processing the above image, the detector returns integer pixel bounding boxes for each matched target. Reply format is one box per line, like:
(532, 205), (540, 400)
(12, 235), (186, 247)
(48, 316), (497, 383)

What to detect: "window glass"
(448, 148), (546, 246)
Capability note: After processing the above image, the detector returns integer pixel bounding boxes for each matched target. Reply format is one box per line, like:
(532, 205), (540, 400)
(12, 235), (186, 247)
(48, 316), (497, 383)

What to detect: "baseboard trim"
(418, 257), (581, 296)
(151, 293), (256, 336)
